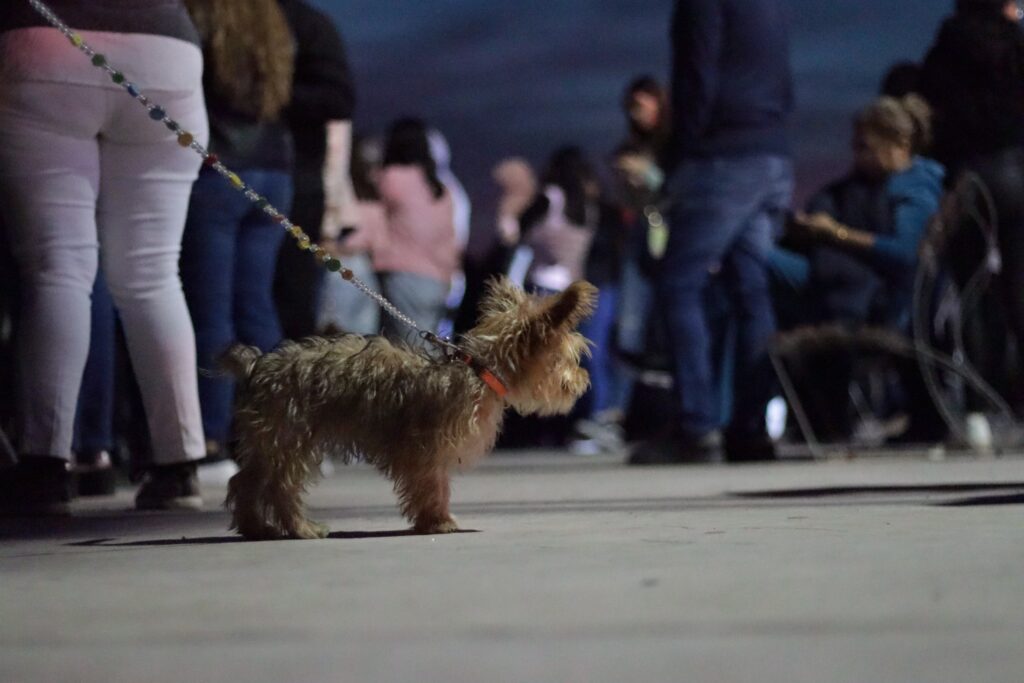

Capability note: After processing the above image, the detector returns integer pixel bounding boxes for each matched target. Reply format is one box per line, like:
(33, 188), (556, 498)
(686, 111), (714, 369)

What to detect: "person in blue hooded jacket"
(771, 95), (946, 444)
(779, 95), (945, 331)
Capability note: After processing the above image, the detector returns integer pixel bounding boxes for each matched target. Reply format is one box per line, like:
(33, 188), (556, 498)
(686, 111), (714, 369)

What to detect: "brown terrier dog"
(223, 278), (596, 540)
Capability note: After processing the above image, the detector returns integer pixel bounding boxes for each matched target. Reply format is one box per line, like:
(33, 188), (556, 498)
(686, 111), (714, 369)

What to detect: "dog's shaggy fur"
(224, 278), (597, 539)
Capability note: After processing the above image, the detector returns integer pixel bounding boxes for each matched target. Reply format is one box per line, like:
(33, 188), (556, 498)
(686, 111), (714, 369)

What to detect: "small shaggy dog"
(223, 278), (596, 540)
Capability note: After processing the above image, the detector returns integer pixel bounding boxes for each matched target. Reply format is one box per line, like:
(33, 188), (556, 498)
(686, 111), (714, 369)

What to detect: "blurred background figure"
(919, 0), (1024, 411)
(611, 76), (673, 441)
(180, 0), (296, 477)
(519, 147), (600, 296)
(274, 0), (356, 341)
(631, 0), (795, 466)
(428, 128), (471, 339)
(772, 95), (945, 443)
(317, 135), (384, 336)
(375, 118), (458, 345)
(0, 0), (209, 513)
(511, 146), (605, 448)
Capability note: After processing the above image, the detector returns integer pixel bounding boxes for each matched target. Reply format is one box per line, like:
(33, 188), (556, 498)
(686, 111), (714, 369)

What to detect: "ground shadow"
(64, 528), (479, 547)
(936, 493), (1024, 507)
(732, 482), (1024, 499)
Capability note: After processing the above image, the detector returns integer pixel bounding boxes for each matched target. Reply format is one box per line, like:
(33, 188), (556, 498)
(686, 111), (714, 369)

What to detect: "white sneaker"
(197, 458), (240, 487)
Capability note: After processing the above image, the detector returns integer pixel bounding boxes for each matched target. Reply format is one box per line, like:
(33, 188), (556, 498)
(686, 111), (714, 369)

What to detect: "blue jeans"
(579, 283), (627, 417)
(659, 155), (793, 436)
(180, 167), (293, 443)
(617, 221), (656, 358)
(74, 271), (116, 454)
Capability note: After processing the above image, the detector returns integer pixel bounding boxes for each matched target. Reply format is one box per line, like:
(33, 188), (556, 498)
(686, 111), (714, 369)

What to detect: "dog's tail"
(219, 344), (263, 381)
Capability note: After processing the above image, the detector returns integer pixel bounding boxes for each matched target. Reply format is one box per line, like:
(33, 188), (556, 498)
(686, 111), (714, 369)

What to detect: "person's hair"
(382, 118), (445, 200)
(622, 75), (670, 150)
(350, 136), (380, 202)
(185, 0), (294, 121)
(879, 61), (922, 98)
(542, 146), (599, 226)
(855, 94), (933, 155)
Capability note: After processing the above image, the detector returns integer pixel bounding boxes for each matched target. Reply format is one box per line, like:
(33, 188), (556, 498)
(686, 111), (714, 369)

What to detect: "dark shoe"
(628, 430), (723, 465)
(135, 462), (202, 511)
(724, 431), (778, 463)
(73, 450), (117, 497)
(0, 456), (73, 516)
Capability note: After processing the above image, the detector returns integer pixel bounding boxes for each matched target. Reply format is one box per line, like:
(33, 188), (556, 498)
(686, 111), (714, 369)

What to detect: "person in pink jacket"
(362, 118), (458, 345)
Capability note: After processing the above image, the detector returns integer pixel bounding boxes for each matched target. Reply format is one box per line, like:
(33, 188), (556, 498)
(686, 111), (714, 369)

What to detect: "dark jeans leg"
(275, 188), (326, 340)
(180, 167), (246, 444)
(659, 156), (793, 437)
(722, 208), (783, 435)
(73, 270), (116, 453)
(234, 172), (291, 353)
(579, 283), (622, 417)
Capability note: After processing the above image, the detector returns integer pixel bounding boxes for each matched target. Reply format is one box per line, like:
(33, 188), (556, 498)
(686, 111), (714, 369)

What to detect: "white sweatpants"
(0, 29), (208, 464)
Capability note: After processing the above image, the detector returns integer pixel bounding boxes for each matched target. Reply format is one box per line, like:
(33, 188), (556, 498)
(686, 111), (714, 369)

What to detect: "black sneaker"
(628, 430), (724, 465)
(0, 456), (73, 516)
(73, 450), (117, 497)
(135, 462), (203, 511)
(724, 431), (778, 463)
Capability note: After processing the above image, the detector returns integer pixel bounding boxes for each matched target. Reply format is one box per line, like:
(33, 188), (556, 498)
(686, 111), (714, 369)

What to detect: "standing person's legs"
(72, 271), (119, 495)
(180, 167), (246, 447)
(234, 171), (292, 352)
(74, 272), (117, 457)
(379, 271), (448, 347)
(0, 84), (103, 461)
(633, 156), (790, 463)
(98, 85), (208, 468)
(0, 81), (104, 511)
(721, 170), (791, 439)
(275, 185), (326, 340)
(579, 283), (623, 418)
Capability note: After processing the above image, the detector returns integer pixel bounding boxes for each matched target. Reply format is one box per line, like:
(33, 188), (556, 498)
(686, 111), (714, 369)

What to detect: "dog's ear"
(543, 281), (598, 329)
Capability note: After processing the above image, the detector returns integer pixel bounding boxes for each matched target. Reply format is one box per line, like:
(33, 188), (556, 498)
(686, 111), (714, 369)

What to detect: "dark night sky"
(310, 0), (950, 255)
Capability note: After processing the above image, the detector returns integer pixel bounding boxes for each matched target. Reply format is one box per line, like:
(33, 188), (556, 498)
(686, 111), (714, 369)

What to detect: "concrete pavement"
(2, 451), (1024, 683)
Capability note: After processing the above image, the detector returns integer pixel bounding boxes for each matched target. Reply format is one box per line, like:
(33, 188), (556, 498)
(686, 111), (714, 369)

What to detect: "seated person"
(773, 94), (944, 331)
(771, 95), (945, 442)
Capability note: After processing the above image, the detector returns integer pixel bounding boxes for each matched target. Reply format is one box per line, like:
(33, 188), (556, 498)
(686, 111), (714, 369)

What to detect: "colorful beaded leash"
(24, 0), (456, 353)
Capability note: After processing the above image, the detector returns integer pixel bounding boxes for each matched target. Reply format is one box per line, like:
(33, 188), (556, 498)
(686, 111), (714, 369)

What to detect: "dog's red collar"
(460, 353), (508, 398)
(422, 332), (509, 399)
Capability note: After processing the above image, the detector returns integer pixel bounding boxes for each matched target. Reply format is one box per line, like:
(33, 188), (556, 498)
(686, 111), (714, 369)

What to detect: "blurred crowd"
(2, 0), (1024, 512)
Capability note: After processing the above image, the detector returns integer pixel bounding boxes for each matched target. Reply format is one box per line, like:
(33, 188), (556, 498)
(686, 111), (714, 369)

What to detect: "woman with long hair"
(180, 0), (295, 469)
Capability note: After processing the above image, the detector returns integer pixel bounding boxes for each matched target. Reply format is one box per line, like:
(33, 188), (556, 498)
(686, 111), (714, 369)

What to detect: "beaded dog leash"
(24, 0), (508, 397)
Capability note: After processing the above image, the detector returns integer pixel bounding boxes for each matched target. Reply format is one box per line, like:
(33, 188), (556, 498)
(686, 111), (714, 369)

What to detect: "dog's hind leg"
(263, 444), (329, 540)
(396, 464), (459, 534)
(226, 442), (279, 540)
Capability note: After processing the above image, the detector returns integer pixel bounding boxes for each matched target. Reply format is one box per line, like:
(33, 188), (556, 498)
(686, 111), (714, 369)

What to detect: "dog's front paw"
(414, 516), (460, 534)
(290, 519), (331, 540)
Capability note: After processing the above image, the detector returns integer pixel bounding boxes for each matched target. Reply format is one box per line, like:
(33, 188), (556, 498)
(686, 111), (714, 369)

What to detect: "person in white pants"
(0, 24), (208, 514)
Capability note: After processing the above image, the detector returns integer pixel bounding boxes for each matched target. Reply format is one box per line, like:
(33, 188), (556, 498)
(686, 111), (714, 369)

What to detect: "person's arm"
(671, 0), (724, 154)
(793, 212), (877, 252)
(284, 2), (355, 126)
(793, 189), (934, 271)
(871, 192), (935, 270)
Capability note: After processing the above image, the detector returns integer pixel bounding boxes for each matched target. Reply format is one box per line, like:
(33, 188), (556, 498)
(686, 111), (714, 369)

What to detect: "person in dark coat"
(274, 0), (356, 340)
(630, 0), (795, 465)
(919, 0), (1024, 407)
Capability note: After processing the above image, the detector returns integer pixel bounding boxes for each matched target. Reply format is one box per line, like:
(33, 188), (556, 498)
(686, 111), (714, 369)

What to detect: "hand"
(790, 211), (841, 241)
